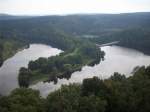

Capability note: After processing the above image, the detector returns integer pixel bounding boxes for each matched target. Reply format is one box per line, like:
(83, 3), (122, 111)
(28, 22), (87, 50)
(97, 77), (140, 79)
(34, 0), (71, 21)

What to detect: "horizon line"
(1, 11), (150, 16)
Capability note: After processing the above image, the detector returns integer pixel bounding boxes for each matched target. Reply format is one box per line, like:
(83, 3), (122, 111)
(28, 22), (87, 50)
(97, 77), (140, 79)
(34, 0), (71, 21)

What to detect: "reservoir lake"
(0, 44), (150, 97)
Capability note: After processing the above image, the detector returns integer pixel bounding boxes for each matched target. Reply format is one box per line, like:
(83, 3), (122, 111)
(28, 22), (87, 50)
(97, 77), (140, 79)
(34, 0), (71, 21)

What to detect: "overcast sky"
(0, 0), (150, 15)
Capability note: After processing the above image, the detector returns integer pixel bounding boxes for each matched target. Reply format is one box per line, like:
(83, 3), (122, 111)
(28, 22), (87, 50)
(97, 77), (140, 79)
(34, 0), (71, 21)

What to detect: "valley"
(0, 12), (150, 112)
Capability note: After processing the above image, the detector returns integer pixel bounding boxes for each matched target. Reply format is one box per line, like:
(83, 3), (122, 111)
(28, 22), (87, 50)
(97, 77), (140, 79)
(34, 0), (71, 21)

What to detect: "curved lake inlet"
(32, 46), (150, 97)
(0, 44), (62, 95)
(0, 44), (150, 97)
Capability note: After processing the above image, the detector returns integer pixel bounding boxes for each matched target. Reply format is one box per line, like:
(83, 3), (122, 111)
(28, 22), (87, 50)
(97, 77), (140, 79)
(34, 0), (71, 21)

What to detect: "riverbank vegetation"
(0, 13), (150, 112)
(1, 12), (150, 64)
(90, 28), (150, 54)
(0, 17), (105, 85)
(1, 12), (150, 52)
(18, 41), (104, 87)
(0, 12), (150, 87)
(0, 35), (27, 66)
(1, 65), (150, 112)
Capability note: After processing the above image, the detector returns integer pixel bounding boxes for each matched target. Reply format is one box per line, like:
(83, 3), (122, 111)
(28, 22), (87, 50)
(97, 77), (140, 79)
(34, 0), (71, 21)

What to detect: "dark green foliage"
(0, 45), (3, 66)
(46, 84), (81, 112)
(18, 67), (30, 87)
(117, 28), (150, 54)
(1, 12), (150, 85)
(46, 84), (107, 112)
(129, 66), (150, 112)
(0, 14), (104, 85)
(0, 35), (27, 66)
(78, 95), (107, 112)
(1, 66), (150, 112)
(1, 12), (150, 61)
(0, 88), (45, 112)
(19, 41), (104, 85)
(0, 96), (10, 112)
(28, 58), (48, 71)
(1, 12), (150, 36)
(81, 77), (108, 96)
(110, 72), (126, 81)
(91, 28), (150, 55)
(105, 66), (150, 112)
(46, 65), (150, 112)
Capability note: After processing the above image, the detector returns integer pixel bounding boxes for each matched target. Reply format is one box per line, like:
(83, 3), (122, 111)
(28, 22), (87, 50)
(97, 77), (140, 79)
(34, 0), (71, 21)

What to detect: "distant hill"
(0, 12), (150, 54)
(0, 12), (150, 38)
(0, 13), (35, 20)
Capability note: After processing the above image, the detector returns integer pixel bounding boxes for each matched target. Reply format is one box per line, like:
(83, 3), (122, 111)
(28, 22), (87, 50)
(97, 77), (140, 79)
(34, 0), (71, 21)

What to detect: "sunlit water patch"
(31, 46), (150, 97)
(0, 44), (62, 95)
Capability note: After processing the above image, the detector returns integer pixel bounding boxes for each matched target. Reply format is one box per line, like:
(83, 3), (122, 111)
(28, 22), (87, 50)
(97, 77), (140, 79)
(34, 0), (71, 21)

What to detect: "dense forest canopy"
(0, 12), (150, 55)
(90, 28), (150, 54)
(1, 65), (150, 112)
(1, 12), (150, 35)
(0, 12), (150, 83)
(0, 12), (150, 112)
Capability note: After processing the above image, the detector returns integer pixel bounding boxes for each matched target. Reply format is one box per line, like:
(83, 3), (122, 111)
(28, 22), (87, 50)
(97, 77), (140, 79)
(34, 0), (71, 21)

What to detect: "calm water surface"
(31, 46), (150, 97)
(0, 44), (62, 95)
(0, 44), (150, 97)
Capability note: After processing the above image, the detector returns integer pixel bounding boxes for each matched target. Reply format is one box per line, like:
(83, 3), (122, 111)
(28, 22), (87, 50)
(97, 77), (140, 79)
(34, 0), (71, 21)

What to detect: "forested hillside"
(0, 16), (102, 66)
(0, 14), (105, 85)
(1, 12), (150, 35)
(0, 11), (150, 112)
(0, 14), (34, 20)
(0, 35), (27, 66)
(1, 65), (150, 112)
(0, 12), (150, 85)
(1, 12), (150, 54)
(90, 28), (150, 54)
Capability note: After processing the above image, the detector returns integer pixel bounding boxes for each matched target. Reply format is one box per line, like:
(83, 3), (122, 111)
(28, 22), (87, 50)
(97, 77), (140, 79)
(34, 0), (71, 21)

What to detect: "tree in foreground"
(0, 88), (45, 112)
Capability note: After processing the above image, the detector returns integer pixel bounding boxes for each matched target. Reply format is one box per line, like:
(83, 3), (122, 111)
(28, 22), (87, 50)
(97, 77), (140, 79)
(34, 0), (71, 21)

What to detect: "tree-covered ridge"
(0, 28), (78, 67)
(90, 28), (150, 54)
(1, 65), (150, 112)
(117, 28), (150, 54)
(0, 29), (103, 87)
(1, 12), (150, 36)
(2, 12), (150, 55)
(0, 12), (150, 64)
(0, 13), (105, 86)
(0, 35), (27, 66)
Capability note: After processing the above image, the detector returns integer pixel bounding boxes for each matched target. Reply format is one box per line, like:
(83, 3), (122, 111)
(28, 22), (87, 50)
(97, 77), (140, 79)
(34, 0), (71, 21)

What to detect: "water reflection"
(0, 44), (62, 95)
(1, 44), (150, 97)
(31, 46), (150, 97)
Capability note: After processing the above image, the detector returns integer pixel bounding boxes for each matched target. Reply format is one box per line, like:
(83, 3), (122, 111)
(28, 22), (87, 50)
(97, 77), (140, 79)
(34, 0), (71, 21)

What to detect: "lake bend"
(0, 44), (150, 97)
